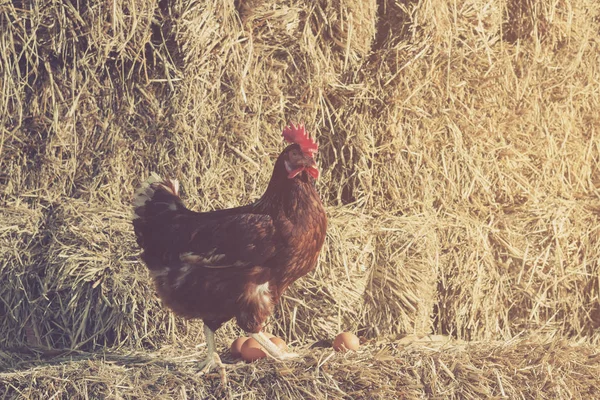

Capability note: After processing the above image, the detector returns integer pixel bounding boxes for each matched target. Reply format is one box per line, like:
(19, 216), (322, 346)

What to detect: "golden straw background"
(1, 0), (599, 398)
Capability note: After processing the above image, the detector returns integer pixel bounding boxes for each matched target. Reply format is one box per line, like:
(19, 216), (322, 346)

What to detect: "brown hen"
(132, 124), (327, 384)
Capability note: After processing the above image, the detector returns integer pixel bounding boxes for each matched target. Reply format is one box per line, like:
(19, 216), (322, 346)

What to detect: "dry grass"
(1, 0), (600, 397)
(1, 335), (599, 399)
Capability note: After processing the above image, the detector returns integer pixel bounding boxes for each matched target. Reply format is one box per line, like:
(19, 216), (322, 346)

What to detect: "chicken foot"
(196, 328), (297, 388)
(251, 331), (299, 360)
(197, 325), (228, 387)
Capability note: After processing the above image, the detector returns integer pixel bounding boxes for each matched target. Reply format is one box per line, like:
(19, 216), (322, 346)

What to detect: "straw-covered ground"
(2, 335), (599, 399)
(1, 0), (599, 398)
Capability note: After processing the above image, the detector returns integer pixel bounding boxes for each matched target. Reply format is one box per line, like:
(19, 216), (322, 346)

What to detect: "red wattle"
(287, 167), (304, 179)
(287, 166), (319, 179)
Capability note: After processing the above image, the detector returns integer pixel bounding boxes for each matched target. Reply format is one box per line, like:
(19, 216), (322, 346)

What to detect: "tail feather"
(132, 173), (184, 254)
(133, 173), (180, 220)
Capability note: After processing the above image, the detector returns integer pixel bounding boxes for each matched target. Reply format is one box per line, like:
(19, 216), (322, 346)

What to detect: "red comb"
(282, 123), (318, 155)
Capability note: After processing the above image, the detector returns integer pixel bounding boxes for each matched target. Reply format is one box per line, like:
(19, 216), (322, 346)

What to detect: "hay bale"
(0, 0), (178, 201)
(1, 337), (598, 399)
(364, 214), (436, 337)
(306, 0), (378, 67)
(275, 208), (436, 342)
(360, 0), (600, 343)
(0, 200), (45, 349)
(433, 195), (600, 341)
(238, 0), (301, 45)
(0, 199), (205, 351)
(274, 208), (373, 341)
(417, 0), (503, 43)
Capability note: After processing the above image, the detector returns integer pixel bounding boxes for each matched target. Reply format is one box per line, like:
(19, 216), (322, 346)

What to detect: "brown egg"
(333, 332), (360, 352)
(241, 337), (267, 362)
(230, 337), (249, 358)
(269, 336), (288, 351)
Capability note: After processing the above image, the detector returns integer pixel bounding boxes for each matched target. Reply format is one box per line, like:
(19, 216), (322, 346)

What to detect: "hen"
(132, 124), (327, 384)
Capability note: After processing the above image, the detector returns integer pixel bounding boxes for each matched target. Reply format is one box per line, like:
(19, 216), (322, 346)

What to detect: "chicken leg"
(251, 331), (299, 360)
(198, 324), (227, 386)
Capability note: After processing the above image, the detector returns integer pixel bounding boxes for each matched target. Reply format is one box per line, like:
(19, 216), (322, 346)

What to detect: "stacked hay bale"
(0, 200), (45, 348)
(0, 0), (599, 354)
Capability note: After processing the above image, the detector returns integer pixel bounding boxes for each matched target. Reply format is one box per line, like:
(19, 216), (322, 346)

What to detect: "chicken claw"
(197, 325), (228, 388)
(197, 351), (227, 385)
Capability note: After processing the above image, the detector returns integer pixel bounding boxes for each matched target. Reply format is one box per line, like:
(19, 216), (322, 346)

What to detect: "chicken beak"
(305, 156), (319, 180)
(304, 157), (317, 168)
